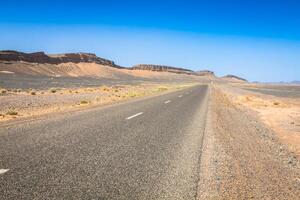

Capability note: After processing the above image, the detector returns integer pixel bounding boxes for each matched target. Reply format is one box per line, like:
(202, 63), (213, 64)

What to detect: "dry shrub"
(157, 86), (168, 92)
(6, 111), (18, 115)
(101, 86), (110, 92)
(0, 89), (7, 94)
(80, 100), (89, 104)
(49, 88), (57, 93)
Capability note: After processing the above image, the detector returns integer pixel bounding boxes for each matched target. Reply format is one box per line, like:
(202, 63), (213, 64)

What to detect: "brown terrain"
(1, 50), (300, 199)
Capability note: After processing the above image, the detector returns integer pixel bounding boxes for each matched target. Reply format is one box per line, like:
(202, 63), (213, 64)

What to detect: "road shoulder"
(197, 86), (300, 199)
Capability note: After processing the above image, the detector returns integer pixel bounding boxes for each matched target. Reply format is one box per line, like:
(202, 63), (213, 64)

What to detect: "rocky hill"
(131, 64), (197, 75)
(0, 50), (124, 68)
(196, 70), (215, 76)
(0, 50), (219, 80)
(222, 74), (247, 82)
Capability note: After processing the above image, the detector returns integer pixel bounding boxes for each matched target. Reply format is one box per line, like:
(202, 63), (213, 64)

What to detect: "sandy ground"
(217, 83), (300, 157)
(197, 85), (300, 199)
(0, 61), (214, 89)
(0, 83), (196, 123)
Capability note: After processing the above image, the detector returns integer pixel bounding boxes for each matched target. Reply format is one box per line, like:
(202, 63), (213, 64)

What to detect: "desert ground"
(0, 57), (300, 199)
(198, 83), (300, 199)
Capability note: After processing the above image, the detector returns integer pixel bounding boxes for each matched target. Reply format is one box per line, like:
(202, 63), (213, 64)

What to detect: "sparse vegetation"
(245, 96), (252, 101)
(49, 88), (57, 93)
(1, 89), (7, 94)
(11, 88), (22, 93)
(80, 100), (89, 104)
(127, 92), (137, 98)
(101, 86), (110, 92)
(0, 83), (189, 122)
(157, 86), (168, 92)
(273, 102), (280, 106)
(6, 111), (18, 115)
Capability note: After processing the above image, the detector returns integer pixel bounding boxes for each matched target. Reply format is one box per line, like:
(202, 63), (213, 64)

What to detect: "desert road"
(0, 85), (208, 199)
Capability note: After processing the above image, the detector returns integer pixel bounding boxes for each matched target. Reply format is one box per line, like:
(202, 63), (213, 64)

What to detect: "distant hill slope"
(222, 74), (248, 82)
(0, 50), (124, 68)
(0, 50), (220, 83)
(291, 81), (300, 84)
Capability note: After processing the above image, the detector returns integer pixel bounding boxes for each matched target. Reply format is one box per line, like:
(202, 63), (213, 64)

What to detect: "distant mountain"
(291, 81), (300, 84)
(0, 50), (124, 68)
(131, 64), (198, 75)
(196, 70), (215, 76)
(1, 50), (245, 81)
(222, 74), (248, 82)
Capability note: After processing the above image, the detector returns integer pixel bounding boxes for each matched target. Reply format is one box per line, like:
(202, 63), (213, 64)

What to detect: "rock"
(0, 50), (124, 69)
(131, 64), (200, 76)
(222, 74), (248, 82)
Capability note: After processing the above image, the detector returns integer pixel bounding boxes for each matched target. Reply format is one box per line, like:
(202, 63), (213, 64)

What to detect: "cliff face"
(131, 64), (196, 75)
(0, 50), (218, 77)
(0, 50), (124, 68)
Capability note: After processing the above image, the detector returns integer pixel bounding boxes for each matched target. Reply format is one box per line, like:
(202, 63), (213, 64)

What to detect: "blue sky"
(0, 0), (299, 82)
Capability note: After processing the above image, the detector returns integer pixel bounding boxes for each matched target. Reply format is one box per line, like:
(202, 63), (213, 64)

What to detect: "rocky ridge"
(0, 50), (124, 68)
(222, 74), (247, 82)
(131, 64), (197, 75)
(0, 50), (247, 81)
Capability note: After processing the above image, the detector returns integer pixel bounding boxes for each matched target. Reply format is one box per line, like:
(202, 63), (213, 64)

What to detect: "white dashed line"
(0, 169), (9, 175)
(126, 112), (143, 120)
(164, 100), (171, 104)
(178, 95), (183, 98)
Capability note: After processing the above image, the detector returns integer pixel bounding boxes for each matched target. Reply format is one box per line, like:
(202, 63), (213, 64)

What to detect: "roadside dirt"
(0, 83), (196, 123)
(219, 83), (300, 157)
(197, 86), (300, 199)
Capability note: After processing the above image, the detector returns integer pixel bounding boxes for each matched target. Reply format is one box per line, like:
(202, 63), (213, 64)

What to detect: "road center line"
(126, 112), (143, 120)
(0, 169), (9, 175)
(164, 100), (171, 104)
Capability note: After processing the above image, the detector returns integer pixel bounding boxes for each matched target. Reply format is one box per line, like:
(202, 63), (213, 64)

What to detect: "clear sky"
(0, 0), (299, 82)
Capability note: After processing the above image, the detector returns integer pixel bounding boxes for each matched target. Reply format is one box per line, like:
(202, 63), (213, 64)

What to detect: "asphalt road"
(0, 85), (209, 200)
